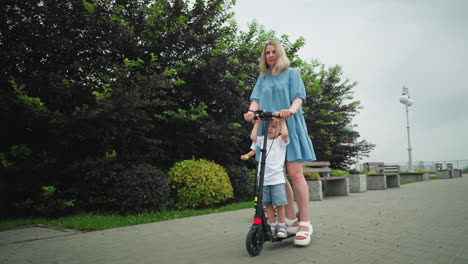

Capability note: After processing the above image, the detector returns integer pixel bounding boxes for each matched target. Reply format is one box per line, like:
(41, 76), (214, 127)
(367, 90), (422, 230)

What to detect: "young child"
(250, 117), (289, 237)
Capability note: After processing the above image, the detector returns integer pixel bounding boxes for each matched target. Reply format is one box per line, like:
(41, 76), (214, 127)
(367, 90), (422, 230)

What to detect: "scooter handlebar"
(251, 110), (280, 121)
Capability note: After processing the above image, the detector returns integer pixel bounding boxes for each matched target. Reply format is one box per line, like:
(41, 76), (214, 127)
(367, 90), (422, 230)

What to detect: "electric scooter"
(245, 110), (296, 256)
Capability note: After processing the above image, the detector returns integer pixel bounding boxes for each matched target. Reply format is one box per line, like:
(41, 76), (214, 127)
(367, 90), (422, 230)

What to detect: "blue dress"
(250, 67), (316, 162)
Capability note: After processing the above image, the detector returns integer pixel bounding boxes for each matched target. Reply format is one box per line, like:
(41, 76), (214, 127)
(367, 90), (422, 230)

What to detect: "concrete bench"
(447, 163), (462, 178)
(347, 172), (367, 193)
(304, 161), (349, 201)
(452, 169), (462, 178)
(435, 163), (453, 179)
(383, 164), (401, 188)
(363, 162), (400, 190)
(399, 172), (429, 181)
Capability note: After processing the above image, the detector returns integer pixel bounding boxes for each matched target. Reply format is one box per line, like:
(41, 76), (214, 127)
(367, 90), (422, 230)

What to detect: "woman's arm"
(244, 101), (259, 122)
(279, 97), (303, 119)
(289, 97), (303, 114)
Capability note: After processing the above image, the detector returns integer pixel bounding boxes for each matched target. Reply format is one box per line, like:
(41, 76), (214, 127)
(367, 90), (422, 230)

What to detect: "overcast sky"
(232, 0), (468, 166)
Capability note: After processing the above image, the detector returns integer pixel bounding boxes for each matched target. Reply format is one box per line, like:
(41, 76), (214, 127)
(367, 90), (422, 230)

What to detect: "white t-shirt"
(255, 136), (290, 186)
(250, 142), (256, 150)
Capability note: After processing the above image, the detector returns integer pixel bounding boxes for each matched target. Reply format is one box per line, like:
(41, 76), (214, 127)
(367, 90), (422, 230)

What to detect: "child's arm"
(250, 119), (261, 143)
(241, 149), (256, 160)
(280, 118), (289, 143)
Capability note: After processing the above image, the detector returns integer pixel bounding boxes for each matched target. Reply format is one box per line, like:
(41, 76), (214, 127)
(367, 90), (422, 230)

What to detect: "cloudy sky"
(232, 0), (468, 166)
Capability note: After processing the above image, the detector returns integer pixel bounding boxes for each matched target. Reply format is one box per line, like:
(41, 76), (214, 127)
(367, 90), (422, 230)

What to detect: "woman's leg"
(284, 178), (296, 220)
(286, 161), (310, 241)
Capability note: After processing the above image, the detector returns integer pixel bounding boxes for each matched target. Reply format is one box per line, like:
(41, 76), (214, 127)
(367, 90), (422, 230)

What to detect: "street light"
(399, 86), (413, 171)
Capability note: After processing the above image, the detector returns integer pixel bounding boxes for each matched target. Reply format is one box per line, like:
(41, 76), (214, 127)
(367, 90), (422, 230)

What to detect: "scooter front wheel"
(246, 227), (264, 256)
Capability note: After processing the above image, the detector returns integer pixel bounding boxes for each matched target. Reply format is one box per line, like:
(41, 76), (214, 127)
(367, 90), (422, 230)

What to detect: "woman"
(244, 40), (316, 246)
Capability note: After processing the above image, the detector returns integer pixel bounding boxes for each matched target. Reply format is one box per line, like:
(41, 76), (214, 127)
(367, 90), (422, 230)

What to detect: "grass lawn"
(401, 174), (438, 184)
(400, 180), (416, 185)
(0, 174), (445, 232)
(0, 201), (253, 232)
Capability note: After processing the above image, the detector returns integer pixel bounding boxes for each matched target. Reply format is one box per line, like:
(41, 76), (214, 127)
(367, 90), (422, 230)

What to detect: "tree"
(0, 0), (172, 216)
(297, 60), (374, 169)
(0, 0), (374, 216)
(0, 0), (259, 215)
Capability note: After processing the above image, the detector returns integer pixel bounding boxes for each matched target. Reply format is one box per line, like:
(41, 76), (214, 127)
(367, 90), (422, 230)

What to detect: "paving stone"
(0, 174), (467, 264)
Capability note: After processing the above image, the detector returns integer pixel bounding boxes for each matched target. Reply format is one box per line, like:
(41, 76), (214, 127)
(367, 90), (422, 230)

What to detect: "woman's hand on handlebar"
(244, 111), (255, 122)
(279, 109), (294, 119)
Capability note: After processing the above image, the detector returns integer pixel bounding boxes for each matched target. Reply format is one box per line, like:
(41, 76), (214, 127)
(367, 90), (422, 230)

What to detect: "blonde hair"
(268, 118), (281, 131)
(259, 40), (290, 75)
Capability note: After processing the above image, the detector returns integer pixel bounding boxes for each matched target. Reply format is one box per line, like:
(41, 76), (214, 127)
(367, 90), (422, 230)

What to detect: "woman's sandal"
(294, 221), (313, 246)
(285, 217), (299, 234)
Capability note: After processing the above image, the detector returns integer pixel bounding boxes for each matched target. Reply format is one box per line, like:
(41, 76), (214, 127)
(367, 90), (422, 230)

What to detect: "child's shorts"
(262, 183), (287, 206)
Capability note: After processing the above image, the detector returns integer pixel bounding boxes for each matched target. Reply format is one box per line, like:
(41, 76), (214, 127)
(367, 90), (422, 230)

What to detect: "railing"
(357, 160), (468, 173)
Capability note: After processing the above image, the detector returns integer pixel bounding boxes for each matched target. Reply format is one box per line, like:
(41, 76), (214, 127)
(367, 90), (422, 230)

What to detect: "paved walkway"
(1, 175), (467, 264)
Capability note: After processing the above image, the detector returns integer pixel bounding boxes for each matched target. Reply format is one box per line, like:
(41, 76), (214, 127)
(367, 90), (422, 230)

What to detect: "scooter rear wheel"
(246, 227), (264, 256)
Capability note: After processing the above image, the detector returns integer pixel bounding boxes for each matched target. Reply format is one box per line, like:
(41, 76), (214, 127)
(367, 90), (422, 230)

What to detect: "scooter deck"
(270, 233), (295, 242)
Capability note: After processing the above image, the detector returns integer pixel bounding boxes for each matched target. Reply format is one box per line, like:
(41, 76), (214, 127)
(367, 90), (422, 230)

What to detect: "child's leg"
(266, 204), (277, 235)
(276, 205), (288, 238)
(276, 205), (285, 224)
(265, 205), (276, 225)
(271, 183), (288, 223)
(271, 183), (288, 238)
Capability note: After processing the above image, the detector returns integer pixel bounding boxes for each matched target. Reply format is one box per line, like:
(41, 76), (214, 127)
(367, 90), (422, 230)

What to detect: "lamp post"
(399, 86), (414, 172)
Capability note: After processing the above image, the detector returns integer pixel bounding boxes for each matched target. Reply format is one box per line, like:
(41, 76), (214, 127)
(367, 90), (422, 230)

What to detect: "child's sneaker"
(276, 223), (287, 238)
(270, 223), (277, 236)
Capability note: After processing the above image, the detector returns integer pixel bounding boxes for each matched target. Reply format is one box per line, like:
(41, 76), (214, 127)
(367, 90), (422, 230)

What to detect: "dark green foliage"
(12, 185), (78, 218)
(0, 0), (373, 217)
(224, 164), (255, 202)
(113, 163), (170, 215)
(77, 159), (170, 215)
(77, 156), (126, 212)
(167, 159), (234, 209)
(0, 0), (237, 216)
(32, 186), (78, 219)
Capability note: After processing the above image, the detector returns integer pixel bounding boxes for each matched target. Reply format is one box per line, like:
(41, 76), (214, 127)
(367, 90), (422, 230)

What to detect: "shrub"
(79, 157), (125, 212)
(330, 169), (348, 176)
(113, 163), (170, 215)
(167, 159), (234, 209)
(224, 164), (254, 202)
(17, 185), (78, 218)
(250, 169), (257, 187)
(79, 158), (169, 214)
(348, 168), (360, 174)
(413, 169), (428, 173)
(463, 166), (468, 173)
(304, 172), (320, 179)
(368, 170), (378, 175)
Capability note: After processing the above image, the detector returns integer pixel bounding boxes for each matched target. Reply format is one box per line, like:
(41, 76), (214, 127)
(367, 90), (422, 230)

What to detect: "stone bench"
(347, 172), (367, 193)
(304, 161), (349, 201)
(435, 163), (459, 179)
(399, 172), (429, 182)
(452, 169), (463, 178)
(448, 163), (463, 178)
(363, 162), (400, 190)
